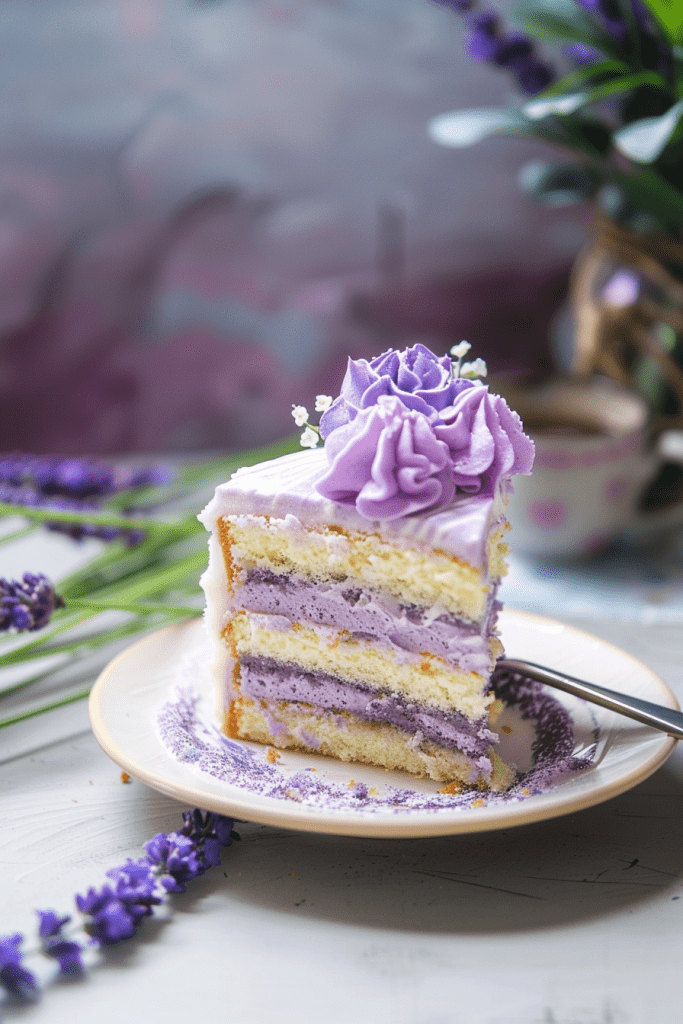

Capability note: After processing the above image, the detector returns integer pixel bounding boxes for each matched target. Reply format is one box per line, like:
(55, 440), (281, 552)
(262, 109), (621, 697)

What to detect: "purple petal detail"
(0, 934), (38, 1001)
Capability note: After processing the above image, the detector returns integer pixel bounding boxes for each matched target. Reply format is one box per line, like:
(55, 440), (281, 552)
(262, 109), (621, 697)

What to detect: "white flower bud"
(460, 358), (488, 378)
(292, 405), (309, 427)
(300, 426), (320, 449)
(450, 341), (471, 359)
(315, 394), (333, 413)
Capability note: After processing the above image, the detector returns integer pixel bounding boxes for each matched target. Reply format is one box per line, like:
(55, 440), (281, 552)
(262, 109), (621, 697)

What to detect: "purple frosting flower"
(316, 396), (456, 520)
(433, 382), (535, 494)
(315, 344), (534, 520)
(319, 343), (469, 438)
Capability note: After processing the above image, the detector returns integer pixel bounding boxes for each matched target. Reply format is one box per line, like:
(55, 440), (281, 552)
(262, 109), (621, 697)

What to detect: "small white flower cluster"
(291, 395), (333, 448)
(449, 341), (487, 381)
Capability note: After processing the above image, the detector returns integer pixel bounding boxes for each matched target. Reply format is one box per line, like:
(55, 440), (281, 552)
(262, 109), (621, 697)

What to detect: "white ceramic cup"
(496, 376), (683, 558)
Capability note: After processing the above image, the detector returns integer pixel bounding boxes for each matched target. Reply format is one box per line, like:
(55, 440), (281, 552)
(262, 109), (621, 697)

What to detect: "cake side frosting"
(199, 447), (506, 571)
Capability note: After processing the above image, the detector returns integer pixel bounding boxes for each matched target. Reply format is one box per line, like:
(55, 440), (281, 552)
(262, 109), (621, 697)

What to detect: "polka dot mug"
(496, 376), (683, 558)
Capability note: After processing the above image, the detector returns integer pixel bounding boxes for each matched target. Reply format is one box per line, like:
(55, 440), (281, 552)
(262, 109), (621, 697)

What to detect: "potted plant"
(430, 0), (683, 425)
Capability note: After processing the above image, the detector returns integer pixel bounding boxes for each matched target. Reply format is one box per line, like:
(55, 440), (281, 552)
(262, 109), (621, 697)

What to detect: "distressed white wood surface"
(2, 530), (683, 1024)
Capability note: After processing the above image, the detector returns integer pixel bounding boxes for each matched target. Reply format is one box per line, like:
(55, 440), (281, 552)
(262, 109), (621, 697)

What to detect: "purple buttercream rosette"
(316, 396), (456, 520)
(319, 343), (473, 438)
(433, 379), (534, 495)
(314, 344), (534, 521)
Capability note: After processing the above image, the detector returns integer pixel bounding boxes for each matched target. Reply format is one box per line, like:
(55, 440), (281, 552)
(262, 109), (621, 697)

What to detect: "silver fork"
(497, 658), (683, 740)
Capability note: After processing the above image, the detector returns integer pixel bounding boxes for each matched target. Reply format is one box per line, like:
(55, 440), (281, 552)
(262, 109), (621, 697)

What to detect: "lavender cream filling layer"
(237, 569), (500, 672)
(239, 655), (497, 757)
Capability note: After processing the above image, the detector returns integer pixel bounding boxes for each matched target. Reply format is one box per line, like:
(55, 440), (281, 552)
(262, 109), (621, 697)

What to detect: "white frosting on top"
(199, 448), (505, 569)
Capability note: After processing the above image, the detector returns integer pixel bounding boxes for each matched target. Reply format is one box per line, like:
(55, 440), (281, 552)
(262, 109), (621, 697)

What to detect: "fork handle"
(498, 658), (683, 741)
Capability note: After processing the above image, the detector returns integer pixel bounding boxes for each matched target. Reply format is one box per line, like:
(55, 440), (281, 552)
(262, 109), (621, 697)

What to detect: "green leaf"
(511, 0), (620, 58)
(429, 107), (611, 158)
(535, 59), (629, 99)
(613, 97), (683, 161)
(639, 0), (683, 45)
(611, 164), (683, 226)
(519, 160), (600, 205)
(524, 72), (668, 118)
(428, 109), (529, 148)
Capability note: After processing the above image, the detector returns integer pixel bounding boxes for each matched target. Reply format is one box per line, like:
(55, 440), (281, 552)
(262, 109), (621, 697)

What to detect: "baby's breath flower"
(300, 426), (320, 449)
(291, 405), (309, 427)
(314, 394), (333, 413)
(460, 358), (488, 378)
(450, 341), (471, 360)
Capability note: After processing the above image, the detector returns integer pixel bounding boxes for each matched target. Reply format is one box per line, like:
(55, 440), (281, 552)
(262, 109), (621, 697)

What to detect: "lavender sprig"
(0, 574), (64, 634)
(0, 436), (299, 728)
(433, 0), (554, 94)
(0, 809), (239, 1004)
(0, 455), (176, 547)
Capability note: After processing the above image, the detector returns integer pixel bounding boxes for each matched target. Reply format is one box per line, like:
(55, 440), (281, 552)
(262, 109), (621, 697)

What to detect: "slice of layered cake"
(200, 343), (534, 790)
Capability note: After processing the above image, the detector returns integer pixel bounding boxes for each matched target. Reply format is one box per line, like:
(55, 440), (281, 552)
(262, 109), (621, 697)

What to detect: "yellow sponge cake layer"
(226, 611), (498, 719)
(224, 514), (503, 624)
(230, 697), (514, 789)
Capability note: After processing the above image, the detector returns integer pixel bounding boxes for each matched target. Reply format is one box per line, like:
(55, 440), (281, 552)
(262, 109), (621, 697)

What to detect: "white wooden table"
(2, 524), (683, 1024)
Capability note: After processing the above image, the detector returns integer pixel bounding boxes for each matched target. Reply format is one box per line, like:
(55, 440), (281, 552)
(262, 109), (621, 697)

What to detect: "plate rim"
(88, 611), (679, 839)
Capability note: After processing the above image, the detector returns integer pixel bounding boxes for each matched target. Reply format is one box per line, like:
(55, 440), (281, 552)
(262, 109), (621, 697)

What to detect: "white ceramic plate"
(89, 610), (678, 838)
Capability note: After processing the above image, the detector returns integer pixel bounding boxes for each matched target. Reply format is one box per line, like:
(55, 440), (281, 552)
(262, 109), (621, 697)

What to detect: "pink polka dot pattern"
(605, 476), (629, 503)
(527, 499), (567, 529)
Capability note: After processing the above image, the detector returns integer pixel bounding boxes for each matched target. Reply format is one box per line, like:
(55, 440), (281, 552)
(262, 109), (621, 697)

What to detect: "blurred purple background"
(0, 0), (589, 455)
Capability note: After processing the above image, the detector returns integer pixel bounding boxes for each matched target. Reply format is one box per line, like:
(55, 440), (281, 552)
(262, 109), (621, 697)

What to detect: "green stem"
(0, 502), (201, 538)
(0, 688), (91, 729)
(56, 533), (175, 600)
(0, 611), (197, 683)
(83, 550), (208, 605)
(67, 597), (200, 616)
(0, 523), (39, 547)
(0, 609), (106, 667)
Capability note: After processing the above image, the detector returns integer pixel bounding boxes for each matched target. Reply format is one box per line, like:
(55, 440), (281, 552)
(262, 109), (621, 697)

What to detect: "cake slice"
(199, 344), (534, 790)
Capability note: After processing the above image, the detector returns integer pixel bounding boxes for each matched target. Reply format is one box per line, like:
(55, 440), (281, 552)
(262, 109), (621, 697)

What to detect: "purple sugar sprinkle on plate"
(156, 672), (598, 815)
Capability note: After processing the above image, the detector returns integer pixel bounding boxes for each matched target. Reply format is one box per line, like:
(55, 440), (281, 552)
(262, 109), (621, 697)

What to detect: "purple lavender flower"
(433, 0), (554, 96)
(431, 0), (476, 12)
(0, 454), (175, 547)
(0, 933), (39, 1001)
(466, 11), (553, 95)
(105, 859), (162, 923)
(180, 809), (236, 849)
(0, 453), (175, 501)
(36, 911), (84, 975)
(75, 886), (137, 945)
(213, 815), (239, 847)
(0, 481), (146, 547)
(0, 573), (63, 633)
(143, 832), (206, 893)
(573, 0), (670, 73)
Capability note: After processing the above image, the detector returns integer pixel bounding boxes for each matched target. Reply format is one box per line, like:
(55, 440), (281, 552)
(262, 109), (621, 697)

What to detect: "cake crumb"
(266, 748), (281, 764)
(369, 787), (379, 796)
(120, 771), (131, 784)
(501, 725), (512, 734)
(289, 871), (297, 878)
(438, 781), (462, 795)
(471, 798), (486, 808)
